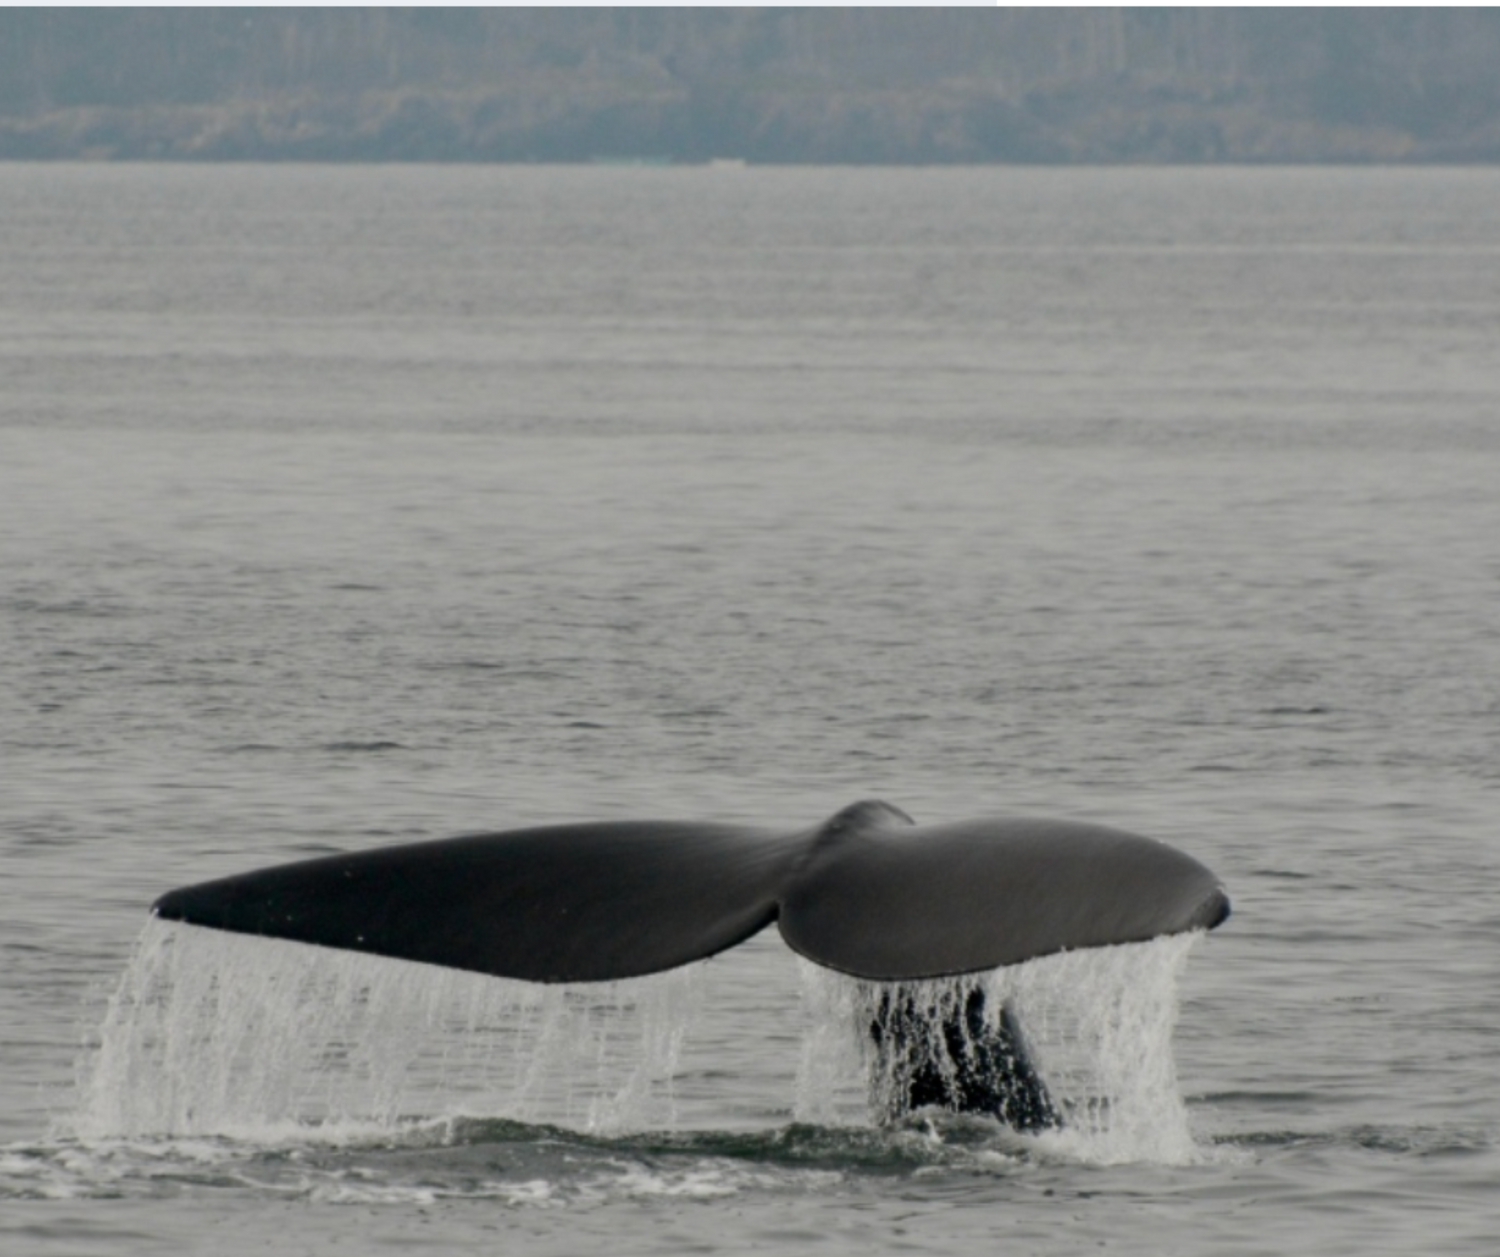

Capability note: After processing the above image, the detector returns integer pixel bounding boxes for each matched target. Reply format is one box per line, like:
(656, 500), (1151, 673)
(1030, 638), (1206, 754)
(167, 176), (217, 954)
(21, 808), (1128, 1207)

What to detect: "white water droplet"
(62, 920), (1207, 1164)
(795, 933), (1205, 1165)
(62, 919), (704, 1142)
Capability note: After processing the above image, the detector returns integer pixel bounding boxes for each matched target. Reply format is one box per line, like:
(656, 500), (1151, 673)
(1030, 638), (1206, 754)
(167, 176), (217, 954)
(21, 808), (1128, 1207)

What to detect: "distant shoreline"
(4, 10), (1498, 166)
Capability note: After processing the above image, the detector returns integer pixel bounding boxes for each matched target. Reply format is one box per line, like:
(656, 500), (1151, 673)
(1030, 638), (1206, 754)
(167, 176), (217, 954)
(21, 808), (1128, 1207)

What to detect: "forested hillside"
(3, 8), (1498, 162)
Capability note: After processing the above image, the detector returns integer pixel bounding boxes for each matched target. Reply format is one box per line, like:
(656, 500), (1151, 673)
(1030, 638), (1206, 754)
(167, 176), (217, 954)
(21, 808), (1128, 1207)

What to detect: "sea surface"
(2, 164), (1498, 1255)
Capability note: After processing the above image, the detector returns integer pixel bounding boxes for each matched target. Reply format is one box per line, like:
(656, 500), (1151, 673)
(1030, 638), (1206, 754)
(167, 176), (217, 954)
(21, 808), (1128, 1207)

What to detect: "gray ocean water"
(2, 164), (1498, 1255)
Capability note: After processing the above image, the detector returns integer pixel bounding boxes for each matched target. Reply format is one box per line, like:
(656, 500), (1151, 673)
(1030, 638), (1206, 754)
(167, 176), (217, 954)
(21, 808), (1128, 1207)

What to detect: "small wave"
(5, 597), (126, 619)
(447, 1117), (1020, 1174)
(320, 740), (405, 753)
(1217, 1123), (1491, 1159)
(4, 1128), (847, 1207)
(1346, 1124), (1492, 1157)
(423, 663), (568, 680)
(12, 1102), (1274, 1208)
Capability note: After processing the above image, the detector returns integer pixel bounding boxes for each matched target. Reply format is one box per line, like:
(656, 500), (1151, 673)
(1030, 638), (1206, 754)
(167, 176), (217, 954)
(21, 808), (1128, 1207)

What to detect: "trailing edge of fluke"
(151, 800), (1230, 983)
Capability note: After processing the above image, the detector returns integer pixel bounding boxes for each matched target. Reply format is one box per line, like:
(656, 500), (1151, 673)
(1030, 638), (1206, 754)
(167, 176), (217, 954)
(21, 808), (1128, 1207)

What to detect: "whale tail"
(151, 800), (1229, 1127)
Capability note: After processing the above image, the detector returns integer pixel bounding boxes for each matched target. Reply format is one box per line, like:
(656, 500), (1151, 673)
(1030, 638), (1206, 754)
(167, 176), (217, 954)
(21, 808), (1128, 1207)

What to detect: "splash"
(65, 920), (1205, 1163)
(796, 933), (1204, 1165)
(65, 919), (703, 1142)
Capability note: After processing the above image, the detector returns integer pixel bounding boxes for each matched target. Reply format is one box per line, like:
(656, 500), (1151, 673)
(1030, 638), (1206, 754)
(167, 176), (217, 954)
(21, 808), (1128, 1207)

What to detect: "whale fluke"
(780, 804), (1229, 980)
(152, 801), (1228, 983)
(152, 820), (799, 984)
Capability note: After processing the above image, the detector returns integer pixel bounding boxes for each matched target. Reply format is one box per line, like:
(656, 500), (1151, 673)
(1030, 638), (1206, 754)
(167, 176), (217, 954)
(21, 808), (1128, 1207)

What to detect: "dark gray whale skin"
(152, 800), (1229, 984)
(870, 989), (1062, 1132)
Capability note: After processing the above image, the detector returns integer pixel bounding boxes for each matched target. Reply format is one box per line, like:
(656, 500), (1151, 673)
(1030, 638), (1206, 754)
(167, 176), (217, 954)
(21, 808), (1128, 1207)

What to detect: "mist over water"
(3, 165), (1498, 1254)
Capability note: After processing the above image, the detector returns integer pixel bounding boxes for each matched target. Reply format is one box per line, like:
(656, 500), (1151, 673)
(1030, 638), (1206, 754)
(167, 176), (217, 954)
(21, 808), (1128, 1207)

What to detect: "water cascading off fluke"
(66, 918), (1206, 1165)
